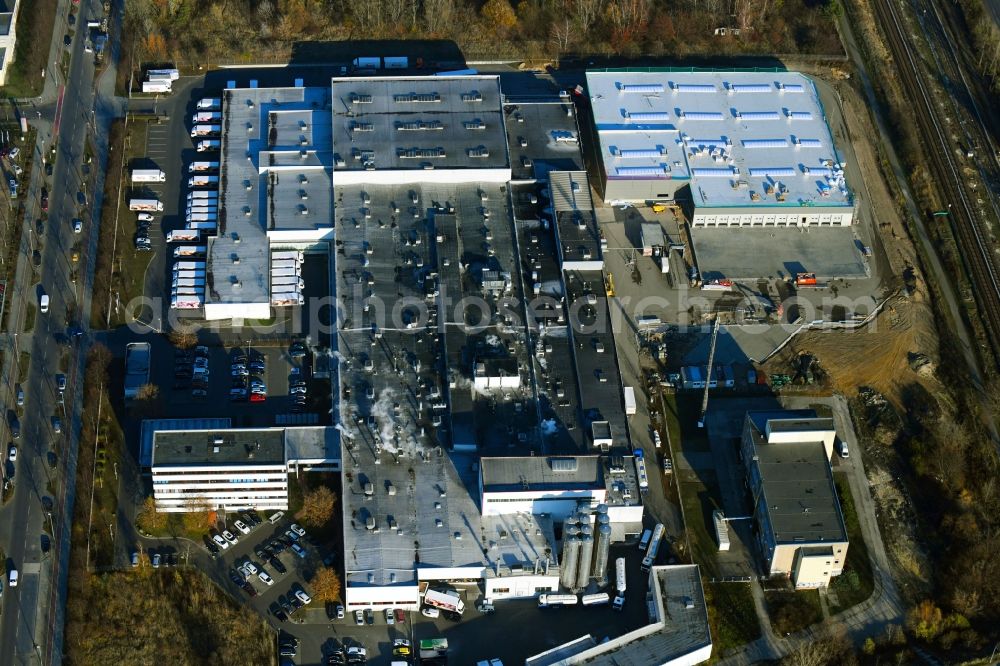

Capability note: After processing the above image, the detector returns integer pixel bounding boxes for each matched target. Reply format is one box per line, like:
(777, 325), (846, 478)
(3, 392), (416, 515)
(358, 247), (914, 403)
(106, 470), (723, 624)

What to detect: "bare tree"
(550, 16), (574, 53)
(423, 0), (456, 34)
(571, 0), (603, 33)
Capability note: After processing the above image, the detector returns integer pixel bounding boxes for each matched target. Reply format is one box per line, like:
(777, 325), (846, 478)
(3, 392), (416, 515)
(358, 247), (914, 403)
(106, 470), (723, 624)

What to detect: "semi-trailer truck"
(166, 230), (200, 243)
(130, 169), (166, 183)
(192, 111), (222, 123)
(196, 98), (221, 110)
(613, 557), (627, 610)
(147, 68), (179, 80)
(187, 221), (218, 231)
(271, 292), (305, 306)
(641, 523), (665, 571)
(538, 594), (578, 608)
(171, 295), (204, 309)
(141, 81), (171, 93)
(187, 190), (219, 200)
(196, 139), (221, 152)
(129, 198), (163, 212)
(173, 246), (207, 258)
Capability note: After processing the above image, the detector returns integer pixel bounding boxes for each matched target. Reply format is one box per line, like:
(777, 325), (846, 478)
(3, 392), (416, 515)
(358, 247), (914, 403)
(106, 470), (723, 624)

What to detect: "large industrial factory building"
(584, 69), (855, 228)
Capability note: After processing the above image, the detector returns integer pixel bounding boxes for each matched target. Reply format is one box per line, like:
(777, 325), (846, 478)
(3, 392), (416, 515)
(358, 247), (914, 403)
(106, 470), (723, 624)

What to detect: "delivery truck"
(187, 221), (218, 231)
(171, 278), (206, 289)
(538, 594), (578, 608)
(147, 68), (180, 80)
(271, 292), (305, 306)
(171, 295), (204, 309)
(187, 190), (219, 200)
(186, 212), (217, 222)
(192, 111), (222, 123)
(271, 250), (304, 262)
(141, 81), (171, 94)
(172, 269), (206, 279)
(197, 98), (221, 111)
(173, 246), (207, 258)
(272, 277), (306, 290)
(186, 204), (218, 213)
(384, 56), (409, 69)
(623, 386), (636, 416)
(271, 267), (300, 279)
(422, 589), (465, 614)
(188, 161), (220, 173)
(129, 198), (163, 212)
(173, 261), (206, 271)
(190, 124), (221, 138)
(130, 169), (166, 183)
(196, 139), (221, 152)
(166, 230), (200, 243)
(188, 175), (220, 187)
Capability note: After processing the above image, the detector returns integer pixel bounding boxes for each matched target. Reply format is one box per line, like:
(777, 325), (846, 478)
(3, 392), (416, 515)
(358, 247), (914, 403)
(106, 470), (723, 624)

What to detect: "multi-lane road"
(0, 0), (121, 663)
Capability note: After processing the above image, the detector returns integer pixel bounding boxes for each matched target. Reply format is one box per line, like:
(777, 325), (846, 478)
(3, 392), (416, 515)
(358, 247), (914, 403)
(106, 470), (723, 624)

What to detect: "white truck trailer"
(129, 198), (163, 212)
(147, 68), (180, 80)
(173, 246), (207, 258)
(197, 98), (221, 110)
(271, 250), (304, 262)
(271, 267), (300, 279)
(166, 230), (200, 243)
(130, 169), (166, 183)
(192, 111), (222, 123)
(623, 386), (637, 416)
(141, 81), (171, 93)
(196, 139), (221, 152)
(613, 557), (627, 611)
(188, 190), (219, 200)
(187, 221), (218, 231)
(422, 589), (465, 614)
(171, 295), (204, 309)
(173, 261), (206, 271)
(124, 342), (151, 401)
(186, 212), (217, 222)
(270, 291), (304, 306)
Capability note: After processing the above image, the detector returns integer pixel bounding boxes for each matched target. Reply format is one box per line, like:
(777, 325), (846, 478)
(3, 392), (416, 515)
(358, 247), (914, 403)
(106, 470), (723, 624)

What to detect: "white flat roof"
(586, 70), (854, 209)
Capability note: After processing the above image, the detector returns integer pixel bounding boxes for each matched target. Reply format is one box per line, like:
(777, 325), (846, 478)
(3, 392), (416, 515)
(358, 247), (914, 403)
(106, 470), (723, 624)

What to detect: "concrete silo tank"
(560, 536), (581, 589)
(576, 535), (594, 590)
(593, 523), (612, 581)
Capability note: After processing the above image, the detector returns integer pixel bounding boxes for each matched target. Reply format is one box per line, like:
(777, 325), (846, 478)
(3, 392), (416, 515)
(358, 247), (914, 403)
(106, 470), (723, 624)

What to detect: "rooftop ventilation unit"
(394, 92), (441, 103)
(352, 149), (375, 162)
(618, 83), (664, 94)
(748, 167), (796, 177)
(350, 93), (373, 104)
(615, 148), (665, 159)
(686, 137), (731, 148)
(397, 120), (444, 131)
(787, 111), (813, 120)
(682, 111), (724, 121)
(468, 146), (490, 158)
(794, 138), (823, 148)
(736, 111), (781, 121)
(615, 166), (668, 177)
(742, 138), (789, 148)
(778, 83), (805, 93)
(691, 167), (737, 177)
(673, 83), (717, 93)
(461, 91), (483, 103)
(464, 119), (486, 130)
(802, 166), (834, 176)
(729, 83), (772, 93)
(399, 147), (446, 159)
(352, 122), (375, 132)
(625, 111), (670, 122)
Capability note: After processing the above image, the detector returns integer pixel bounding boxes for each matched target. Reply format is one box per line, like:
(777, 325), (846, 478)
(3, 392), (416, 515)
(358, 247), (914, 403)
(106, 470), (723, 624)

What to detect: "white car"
(72, 219), (82, 233)
(234, 520), (250, 535)
(8, 569), (18, 588)
(137, 213), (154, 222)
(290, 523), (306, 537)
(839, 441), (850, 458)
(258, 570), (274, 586)
(421, 606), (440, 618)
(40, 294), (49, 313)
(7, 445), (16, 462)
(241, 561), (258, 576)
(222, 530), (238, 544)
(355, 610), (364, 625)
(212, 534), (229, 550)
(385, 608), (395, 624)
(295, 589), (311, 605)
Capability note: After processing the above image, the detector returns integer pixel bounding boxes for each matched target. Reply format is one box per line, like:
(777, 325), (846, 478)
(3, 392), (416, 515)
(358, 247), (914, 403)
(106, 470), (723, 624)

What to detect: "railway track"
(874, 0), (1000, 361)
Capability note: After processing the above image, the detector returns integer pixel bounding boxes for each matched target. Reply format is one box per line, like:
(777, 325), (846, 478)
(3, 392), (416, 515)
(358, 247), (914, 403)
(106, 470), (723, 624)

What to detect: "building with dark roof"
(741, 411), (848, 588)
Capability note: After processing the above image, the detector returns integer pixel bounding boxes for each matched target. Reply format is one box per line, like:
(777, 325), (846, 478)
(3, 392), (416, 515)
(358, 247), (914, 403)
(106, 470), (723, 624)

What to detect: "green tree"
(906, 600), (943, 641)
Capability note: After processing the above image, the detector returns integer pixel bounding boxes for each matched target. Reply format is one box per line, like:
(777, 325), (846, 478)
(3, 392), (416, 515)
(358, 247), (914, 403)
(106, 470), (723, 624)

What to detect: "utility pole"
(697, 316), (720, 429)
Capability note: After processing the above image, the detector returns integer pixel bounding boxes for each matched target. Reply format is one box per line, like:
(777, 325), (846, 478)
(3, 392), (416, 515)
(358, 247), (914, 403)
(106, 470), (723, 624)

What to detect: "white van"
(39, 294), (49, 313)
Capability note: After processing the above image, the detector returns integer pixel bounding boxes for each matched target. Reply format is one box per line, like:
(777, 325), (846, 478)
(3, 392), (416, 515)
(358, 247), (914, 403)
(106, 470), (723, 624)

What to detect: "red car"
(395, 608), (405, 623)
(249, 393), (266, 403)
(40, 189), (48, 212)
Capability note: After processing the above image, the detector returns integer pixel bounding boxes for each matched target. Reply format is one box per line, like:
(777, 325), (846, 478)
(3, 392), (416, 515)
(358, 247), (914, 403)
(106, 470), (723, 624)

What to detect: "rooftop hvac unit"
(625, 111), (670, 122)
(728, 83), (772, 93)
(394, 92), (441, 103)
(682, 111), (725, 121)
(778, 83), (805, 93)
(742, 138), (789, 148)
(464, 119), (486, 130)
(802, 166), (834, 176)
(618, 83), (664, 94)
(748, 167), (796, 177)
(787, 111), (813, 120)
(736, 111), (781, 121)
(794, 138), (823, 148)
(461, 91), (483, 103)
(352, 122), (375, 132)
(673, 83), (717, 93)
(686, 137), (730, 148)
(350, 93), (373, 104)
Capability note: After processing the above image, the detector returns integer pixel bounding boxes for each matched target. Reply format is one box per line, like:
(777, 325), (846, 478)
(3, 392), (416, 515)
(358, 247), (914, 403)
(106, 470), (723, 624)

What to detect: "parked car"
(258, 571), (274, 586)
(354, 610), (364, 626)
(290, 524), (306, 537)
(151, 553), (161, 568)
(222, 530), (238, 544)
(241, 560), (258, 576)
(364, 608), (374, 625)
(131, 551), (139, 567)
(73, 219), (82, 233)
(212, 534), (229, 550)
(421, 606), (440, 618)
(234, 520), (251, 535)
(385, 608), (395, 624)
(269, 557), (287, 574)
(290, 543), (307, 559)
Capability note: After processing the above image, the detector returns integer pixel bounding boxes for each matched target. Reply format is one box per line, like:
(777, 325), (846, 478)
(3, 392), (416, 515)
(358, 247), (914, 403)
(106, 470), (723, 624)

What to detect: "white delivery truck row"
(197, 98), (221, 110)
(130, 169), (166, 183)
(196, 139), (221, 152)
(190, 124), (221, 138)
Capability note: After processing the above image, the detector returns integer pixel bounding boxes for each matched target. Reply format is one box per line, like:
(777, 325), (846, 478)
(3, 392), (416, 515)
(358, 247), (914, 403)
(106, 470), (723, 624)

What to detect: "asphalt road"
(0, 0), (118, 663)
